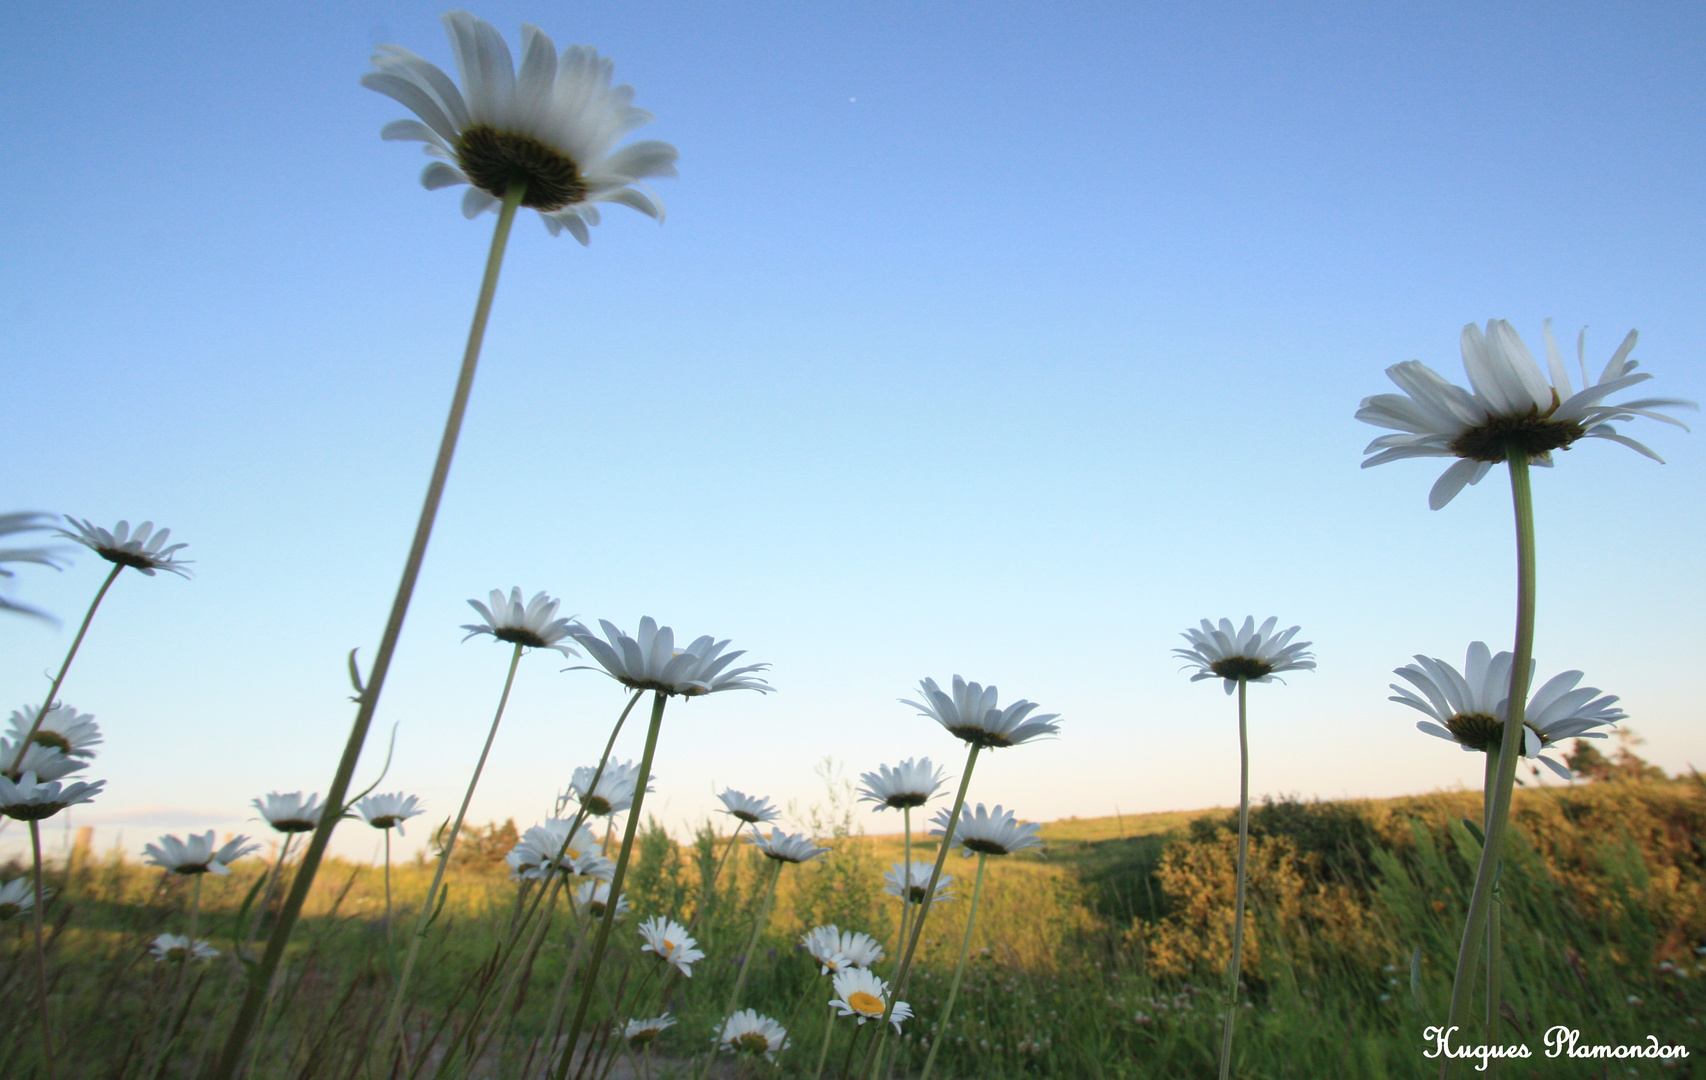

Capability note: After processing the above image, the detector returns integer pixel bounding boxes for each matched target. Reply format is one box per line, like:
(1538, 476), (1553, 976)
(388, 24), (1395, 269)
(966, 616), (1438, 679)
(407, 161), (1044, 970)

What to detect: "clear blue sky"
(3, 1), (1702, 862)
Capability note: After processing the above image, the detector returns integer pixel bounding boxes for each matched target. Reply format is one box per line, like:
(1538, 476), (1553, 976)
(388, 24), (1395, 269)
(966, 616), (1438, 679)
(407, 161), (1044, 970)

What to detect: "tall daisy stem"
(554, 691), (670, 1080)
(811, 1010), (836, 1080)
(28, 821), (57, 1080)
(381, 640), (526, 1055)
(208, 180), (526, 1080)
(724, 859), (784, 1018)
(1440, 448), (1536, 1079)
(919, 852), (987, 1080)
(1217, 678), (1252, 1080)
(862, 744), (980, 1080)
(11, 563), (123, 770)
(898, 807), (913, 974)
(686, 821), (747, 934)
(242, 834), (295, 963)
(383, 829), (395, 975)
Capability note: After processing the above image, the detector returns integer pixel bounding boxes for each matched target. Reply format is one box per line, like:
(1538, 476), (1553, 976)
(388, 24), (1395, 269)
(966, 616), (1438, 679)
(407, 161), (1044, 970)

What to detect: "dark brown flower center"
(583, 795), (613, 816)
(370, 815), (400, 830)
(946, 724), (1013, 749)
(733, 1033), (771, 1055)
(629, 1029), (660, 1048)
(494, 626), (550, 649)
(884, 792), (930, 809)
(1444, 713), (1504, 753)
(30, 731), (72, 754)
(2, 801), (68, 823)
(273, 818), (317, 834)
(905, 884), (930, 903)
(455, 125), (586, 211)
(1210, 657), (1273, 682)
(963, 837), (1010, 856)
(99, 547), (160, 571)
(1448, 410), (1585, 463)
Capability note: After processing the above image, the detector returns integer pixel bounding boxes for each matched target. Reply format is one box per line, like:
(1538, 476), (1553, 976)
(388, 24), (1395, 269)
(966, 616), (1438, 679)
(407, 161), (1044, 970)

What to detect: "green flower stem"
(686, 820), (748, 934)
(241, 834), (296, 964)
(898, 807), (913, 975)
(29, 821), (57, 1080)
(207, 180), (527, 1080)
(919, 851), (988, 1080)
(1440, 447), (1537, 1080)
(554, 691), (671, 1080)
(10, 562), (123, 774)
(811, 1010), (836, 1080)
(383, 830), (395, 976)
(1217, 677), (1252, 1080)
(840, 1021), (869, 1080)
(1481, 751), (1499, 1047)
(380, 639), (526, 1058)
(861, 743), (980, 1080)
(725, 858), (785, 1019)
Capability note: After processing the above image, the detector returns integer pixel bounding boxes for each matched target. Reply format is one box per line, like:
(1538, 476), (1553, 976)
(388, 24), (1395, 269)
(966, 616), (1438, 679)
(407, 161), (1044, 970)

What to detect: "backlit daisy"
(830, 967), (913, 1031)
(637, 916), (704, 977)
(930, 803), (1043, 858)
(1357, 319), (1696, 509)
(857, 758), (946, 810)
(802, 925), (884, 974)
(716, 1009), (789, 1061)
(144, 831), (259, 876)
(903, 676), (1060, 749)
(0, 772), (103, 821)
(0, 878), (46, 920)
(150, 933), (218, 964)
(355, 792), (425, 833)
(573, 880), (630, 920)
(623, 1014), (675, 1049)
(253, 791), (324, 834)
(568, 758), (651, 816)
(1175, 617), (1316, 695)
(1391, 641), (1626, 779)
(505, 819), (600, 881)
(7, 705), (100, 759)
(748, 828), (830, 864)
(716, 788), (779, 824)
(884, 860), (955, 905)
(363, 12), (679, 244)
(568, 617), (771, 697)
(57, 518), (191, 577)
(0, 741), (87, 783)
(461, 588), (579, 655)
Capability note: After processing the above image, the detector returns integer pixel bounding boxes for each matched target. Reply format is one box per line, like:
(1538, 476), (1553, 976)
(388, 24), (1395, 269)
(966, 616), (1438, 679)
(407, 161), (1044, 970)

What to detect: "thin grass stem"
(725, 859), (783, 1018)
(28, 820), (56, 1080)
(919, 851), (987, 1080)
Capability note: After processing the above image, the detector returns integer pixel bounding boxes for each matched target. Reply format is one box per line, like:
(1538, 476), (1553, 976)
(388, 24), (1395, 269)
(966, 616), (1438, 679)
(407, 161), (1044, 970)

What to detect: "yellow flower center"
(662, 939), (676, 953)
(849, 991), (885, 1016)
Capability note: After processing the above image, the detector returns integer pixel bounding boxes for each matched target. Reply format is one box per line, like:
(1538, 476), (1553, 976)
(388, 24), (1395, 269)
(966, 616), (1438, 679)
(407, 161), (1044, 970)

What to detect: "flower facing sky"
(574, 880), (630, 920)
(253, 791), (324, 834)
(461, 588), (579, 655)
(568, 617), (771, 697)
(903, 676), (1060, 749)
(717, 788), (780, 824)
(506, 819), (601, 881)
(624, 1014), (675, 1049)
(1174, 617), (1316, 695)
(0, 741), (87, 783)
(355, 792), (425, 833)
(363, 12), (679, 243)
(1390, 641), (1627, 779)
(748, 828), (830, 864)
(1357, 319), (1696, 509)
(830, 967), (913, 1031)
(884, 860), (955, 905)
(857, 758), (947, 810)
(143, 831), (259, 875)
(0, 773), (104, 821)
(8, 705), (101, 759)
(56, 518), (191, 577)
(637, 916), (704, 976)
(0, 878), (46, 921)
(802, 925), (885, 974)
(930, 803), (1044, 858)
(717, 1010), (789, 1061)
(150, 934), (218, 964)
(568, 759), (651, 816)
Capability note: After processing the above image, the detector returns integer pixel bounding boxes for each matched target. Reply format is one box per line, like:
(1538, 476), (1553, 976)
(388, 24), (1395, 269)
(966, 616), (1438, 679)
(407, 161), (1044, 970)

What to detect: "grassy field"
(3, 775), (1704, 1078)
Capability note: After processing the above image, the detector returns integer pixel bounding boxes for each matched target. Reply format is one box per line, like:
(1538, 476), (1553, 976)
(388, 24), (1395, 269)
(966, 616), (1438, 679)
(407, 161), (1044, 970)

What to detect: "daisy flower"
(143, 831), (259, 876)
(362, 12), (679, 244)
(885, 860), (955, 905)
(461, 588), (579, 656)
(505, 819), (601, 881)
(253, 792), (324, 834)
(568, 759), (651, 816)
(623, 1014), (675, 1049)
(857, 758), (947, 810)
(930, 803), (1043, 858)
(1390, 641), (1626, 779)
(716, 1009), (789, 1060)
(0, 772), (103, 821)
(802, 925), (884, 974)
(830, 967), (914, 1031)
(150, 933), (218, 964)
(637, 916), (704, 976)
(1174, 617), (1316, 695)
(573, 880), (630, 920)
(748, 828), (830, 864)
(568, 617), (771, 697)
(903, 676), (1060, 749)
(0, 512), (66, 621)
(1357, 319), (1696, 509)
(572, 852), (617, 882)
(7, 705), (101, 759)
(355, 792), (424, 833)
(716, 788), (779, 824)
(56, 518), (191, 577)
(0, 878), (48, 921)
(0, 741), (87, 783)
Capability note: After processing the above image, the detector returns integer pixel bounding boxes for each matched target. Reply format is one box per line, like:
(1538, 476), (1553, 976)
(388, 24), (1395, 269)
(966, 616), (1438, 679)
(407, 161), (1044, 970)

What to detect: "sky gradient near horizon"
(2, 1), (1703, 864)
